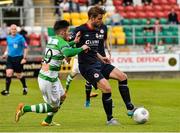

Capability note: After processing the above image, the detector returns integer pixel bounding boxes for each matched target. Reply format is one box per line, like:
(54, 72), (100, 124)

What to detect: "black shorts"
(6, 56), (24, 73)
(79, 62), (115, 89)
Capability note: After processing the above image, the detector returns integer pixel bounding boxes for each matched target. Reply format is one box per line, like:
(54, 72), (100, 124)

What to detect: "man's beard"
(92, 22), (101, 28)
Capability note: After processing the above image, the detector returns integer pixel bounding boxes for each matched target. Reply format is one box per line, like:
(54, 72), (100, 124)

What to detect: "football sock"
(119, 80), (134, 110)
(23, 103), (54, 113)
(102, 93), (113, 121)
(85, 81), (92, 101)
(66, 74), (73, 91)
(20, 77), (27, 88)
(5, 77), (11, 92)
(44, 112), (54, 124)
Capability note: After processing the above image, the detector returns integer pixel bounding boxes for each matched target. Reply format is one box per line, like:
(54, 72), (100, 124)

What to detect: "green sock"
(66, 74), (73, 91)
(44, 112), (54, 124)
(23, 103), (53, 113)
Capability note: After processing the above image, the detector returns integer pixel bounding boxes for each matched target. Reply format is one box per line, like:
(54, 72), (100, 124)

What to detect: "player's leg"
(65, 57), (79, 92)
(109, 67), (135, 116)
(15, 78), (65, 125)
(42, 92), (66, 126)
(84, 81), (98, 107)
(15, 102), (58, 123)
(16, 73), (28, 95)
(97, 78), (119, 125)
(40, 78), (66, 126)
(85, 81), (92, 107)
(80, 66), (118, 125)
(1, 56), (14, 96)
(1, 69), (13, 95)
(20, 75), (28, 95)
(15, 57), (28, 95)
(65, 72), (78, 92)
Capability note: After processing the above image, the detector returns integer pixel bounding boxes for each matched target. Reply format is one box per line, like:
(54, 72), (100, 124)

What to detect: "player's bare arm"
(2, 47), (8, 59)
(105, 41), (111, 59)
(21, 48), (28, 64)
(97, 53), (110, 64)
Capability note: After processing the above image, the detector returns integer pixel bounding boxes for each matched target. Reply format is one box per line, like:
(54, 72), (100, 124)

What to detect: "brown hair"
(88, 6), (106, 19)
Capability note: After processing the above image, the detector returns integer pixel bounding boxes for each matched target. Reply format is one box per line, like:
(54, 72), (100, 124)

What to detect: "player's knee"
(98, 79), (112, 93)
(116, 72), (128, 82)
(58, 94), (66, 107)
(85, 81), (92, 90)
(6, 74), (12, 77)
(16, 75), (22, 79)
(102, 86), (112, 93)
(119, 79), (128, 85)
(61, 94), (66, 102)
(52, 107), (59, 113)
(6, 72), (13, 77)
(121, 73), (128, 81)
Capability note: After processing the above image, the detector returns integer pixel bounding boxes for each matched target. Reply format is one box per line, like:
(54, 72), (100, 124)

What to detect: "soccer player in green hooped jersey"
(15, 20), (90, 126)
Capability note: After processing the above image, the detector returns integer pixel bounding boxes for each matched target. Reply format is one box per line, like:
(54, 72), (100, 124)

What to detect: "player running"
(15, 20), (89, 126)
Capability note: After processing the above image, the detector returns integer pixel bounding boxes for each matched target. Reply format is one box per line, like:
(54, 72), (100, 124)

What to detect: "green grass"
(0, 78), (180, 132)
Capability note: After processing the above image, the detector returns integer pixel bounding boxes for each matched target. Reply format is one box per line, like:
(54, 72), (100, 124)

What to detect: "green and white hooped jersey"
(39, 36), (69, 82)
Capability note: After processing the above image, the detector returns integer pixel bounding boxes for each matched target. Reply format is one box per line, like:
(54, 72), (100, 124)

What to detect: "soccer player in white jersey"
(14, 20), (89, 126)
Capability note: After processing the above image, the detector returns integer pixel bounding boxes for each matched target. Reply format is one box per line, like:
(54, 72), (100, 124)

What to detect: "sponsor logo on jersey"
(85, 40), (99, 46)
(94, 73), (99, 78)
(100, 29), (104, 33)
(96, 33), (104, 39)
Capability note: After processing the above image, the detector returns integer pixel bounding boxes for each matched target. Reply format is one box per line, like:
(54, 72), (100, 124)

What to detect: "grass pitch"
(0, 78), (180, 132)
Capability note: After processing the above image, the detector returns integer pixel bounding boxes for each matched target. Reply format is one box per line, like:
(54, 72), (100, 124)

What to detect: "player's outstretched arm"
(68, 31), (81, 47)
(62, 45), (89, 57)
(105, 41), (111, 59)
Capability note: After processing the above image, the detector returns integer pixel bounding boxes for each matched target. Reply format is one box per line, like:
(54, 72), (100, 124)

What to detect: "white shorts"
(38, 77), (65, 108)
(71, 57), (80, 74)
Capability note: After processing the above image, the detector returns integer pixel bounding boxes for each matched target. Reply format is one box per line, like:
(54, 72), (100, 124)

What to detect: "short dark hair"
(88, 6), (106, 19)
(53, 20), (70, 34)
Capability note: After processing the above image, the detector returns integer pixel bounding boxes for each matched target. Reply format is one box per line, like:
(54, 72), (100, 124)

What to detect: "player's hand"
(81, 45), (90, 53)
(20, 58), (27, 64)
(108, 53), (111, 60)
(106, 54), (111, 64)
(65, 57), (71, 64)
(101, 57), (111, 64)
(74, 31), (81, 43)
(104, 57), (111, 64)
